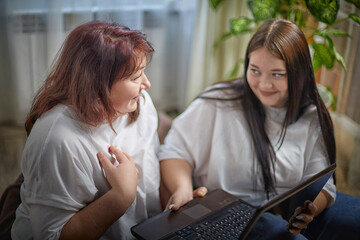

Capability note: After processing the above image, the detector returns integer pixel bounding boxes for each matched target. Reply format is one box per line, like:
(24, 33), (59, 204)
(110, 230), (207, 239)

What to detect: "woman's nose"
(141, 74), (151, 89)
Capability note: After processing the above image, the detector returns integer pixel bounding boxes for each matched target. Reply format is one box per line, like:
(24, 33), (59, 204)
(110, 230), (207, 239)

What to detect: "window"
(0, 0), (198, 124)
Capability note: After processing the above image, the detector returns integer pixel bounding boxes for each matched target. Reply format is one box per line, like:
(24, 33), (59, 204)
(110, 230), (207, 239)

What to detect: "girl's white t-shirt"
(159, 85), (336, 207)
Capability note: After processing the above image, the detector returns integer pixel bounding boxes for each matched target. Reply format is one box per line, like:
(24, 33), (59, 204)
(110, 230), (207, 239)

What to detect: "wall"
(0, 1), (17, 124)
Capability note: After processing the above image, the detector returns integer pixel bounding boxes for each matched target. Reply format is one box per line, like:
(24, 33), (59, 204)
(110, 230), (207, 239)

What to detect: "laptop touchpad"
(182, 204), (212, 219)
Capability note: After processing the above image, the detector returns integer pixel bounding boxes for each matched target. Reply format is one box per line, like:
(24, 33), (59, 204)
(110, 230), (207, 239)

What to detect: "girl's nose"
(259, 76), (272, 89)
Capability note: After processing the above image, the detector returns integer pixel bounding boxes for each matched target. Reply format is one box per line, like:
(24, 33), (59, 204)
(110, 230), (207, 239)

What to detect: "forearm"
(313, 189), (331, 217)
(59, 189), (129, 240)
(160, 158), (193, 195)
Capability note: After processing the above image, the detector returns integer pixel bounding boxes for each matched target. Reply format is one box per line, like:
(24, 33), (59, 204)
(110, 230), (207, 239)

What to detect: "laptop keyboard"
(172, 202), (256, 240)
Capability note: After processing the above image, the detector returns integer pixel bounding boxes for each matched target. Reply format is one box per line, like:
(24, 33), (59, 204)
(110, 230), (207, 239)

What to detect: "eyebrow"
(249, 64), (286, 72)
(271, 69), (286, 72)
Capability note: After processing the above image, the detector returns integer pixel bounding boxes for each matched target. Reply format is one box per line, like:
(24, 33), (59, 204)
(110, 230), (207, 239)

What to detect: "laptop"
(131, 163), (336, 240)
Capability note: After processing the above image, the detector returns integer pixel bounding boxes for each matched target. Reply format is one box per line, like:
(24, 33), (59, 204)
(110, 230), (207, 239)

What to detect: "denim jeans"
(247, 192), (360, 240)
(246, 212), (308, 240)
(303, 191), (360, 240)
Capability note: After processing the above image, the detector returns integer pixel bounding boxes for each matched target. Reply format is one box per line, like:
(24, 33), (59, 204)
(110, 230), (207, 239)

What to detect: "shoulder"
(176, 86), (244, 125)
(23, 105), (90, 175)
(291, 104), (322, 140)
(29, 105), (85, 149)
(300, 104), (320, 126)
(199, 79), (243, 99)
(302, 104), (318, 117)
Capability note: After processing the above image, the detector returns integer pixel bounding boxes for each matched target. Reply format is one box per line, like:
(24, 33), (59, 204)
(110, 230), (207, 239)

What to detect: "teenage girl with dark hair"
(159, 19), (336, 239)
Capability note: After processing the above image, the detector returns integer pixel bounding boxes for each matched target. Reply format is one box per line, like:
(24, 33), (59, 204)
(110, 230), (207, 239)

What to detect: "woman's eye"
(133, 73), (142, 81)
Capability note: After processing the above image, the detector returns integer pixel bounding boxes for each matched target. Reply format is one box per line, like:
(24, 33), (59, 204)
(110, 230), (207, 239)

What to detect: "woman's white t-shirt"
(12, 91), (161, 240)
(159, 84), (336, 207)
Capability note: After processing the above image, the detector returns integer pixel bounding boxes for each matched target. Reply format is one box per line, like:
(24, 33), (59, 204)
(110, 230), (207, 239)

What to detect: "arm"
(60, 146), (138, 240)
(313, 189), (331, 216)
(160, 158), (207, 211)
(287, 110), (336, 235)
(160, 158), (194, 211)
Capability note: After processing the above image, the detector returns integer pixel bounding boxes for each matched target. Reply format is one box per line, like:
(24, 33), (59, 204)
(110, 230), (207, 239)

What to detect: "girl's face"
(247, 47), (288, 108)
(110, 57), (150, 117)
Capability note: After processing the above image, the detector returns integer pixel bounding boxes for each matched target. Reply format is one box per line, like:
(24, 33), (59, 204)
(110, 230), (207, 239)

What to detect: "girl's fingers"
(288, 200), (316, 235)
(305, 200), (316, 216)
(291, 220), (307, 230)
(296, 213), (313, 223)
(165, 199), (178, 211)
(193, 186), (208, 198)
(288, 227), (301, 235)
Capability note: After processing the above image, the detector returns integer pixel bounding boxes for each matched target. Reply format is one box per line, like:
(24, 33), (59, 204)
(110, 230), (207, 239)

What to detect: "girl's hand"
(287, 200), (317, 235)
(97, 145), (138, 208)
(165, 186), (208, 211)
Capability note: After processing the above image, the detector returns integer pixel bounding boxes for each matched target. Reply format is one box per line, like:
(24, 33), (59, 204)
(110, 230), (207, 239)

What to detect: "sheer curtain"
(0, 0), (198, 125)
(185, 0), (251, 107)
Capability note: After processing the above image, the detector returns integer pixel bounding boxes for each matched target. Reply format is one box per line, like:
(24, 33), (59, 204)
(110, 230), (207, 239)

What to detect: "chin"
(127, 105), (138, 113)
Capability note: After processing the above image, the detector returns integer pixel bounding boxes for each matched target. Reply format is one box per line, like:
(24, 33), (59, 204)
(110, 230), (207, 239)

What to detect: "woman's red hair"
(25, 21), (154, 135)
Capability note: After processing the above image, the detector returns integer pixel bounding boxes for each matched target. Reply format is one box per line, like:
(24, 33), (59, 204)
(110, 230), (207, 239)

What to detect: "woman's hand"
(97, 145), (138, 208)
(287, 200), (317, 235)
(60, 146), (138, 239)
(164, 186), (208, 211)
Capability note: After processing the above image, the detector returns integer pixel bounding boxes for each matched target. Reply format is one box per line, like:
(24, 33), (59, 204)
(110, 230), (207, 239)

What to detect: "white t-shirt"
(159, 83), (336, 207)
(12, 91), (161, 240)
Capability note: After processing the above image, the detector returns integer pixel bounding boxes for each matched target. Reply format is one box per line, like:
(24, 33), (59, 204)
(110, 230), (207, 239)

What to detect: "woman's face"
(110, 57), (150, 117)
(247, 47), (288, 108)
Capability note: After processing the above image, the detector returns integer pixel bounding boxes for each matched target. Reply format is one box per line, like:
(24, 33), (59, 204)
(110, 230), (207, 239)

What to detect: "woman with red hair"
(11, 21), (161, 239)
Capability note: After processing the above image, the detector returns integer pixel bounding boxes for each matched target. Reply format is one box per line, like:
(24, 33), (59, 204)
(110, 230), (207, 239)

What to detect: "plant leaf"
(230, 17), (254, 35)
(317, 84), (337, 110)
(329, 86), (337, 111)
(333, 48), (347, 71)
(312, 51), (322, 72)
(349, 13), (360, 24)
(213, 32), (233, 50)
(209, 0), (224, 9)
(248, 0), (281, 22)
(227, 60), (242, 79)
(345, 0), (360, 9)
(318, 29), (351, 37)
(323, 36), (348, 71)
(312, 42), (335, 69)
(305, 0), (339, 24)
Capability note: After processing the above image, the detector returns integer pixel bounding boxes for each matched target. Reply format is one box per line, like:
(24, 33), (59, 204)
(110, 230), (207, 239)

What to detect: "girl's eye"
(273, 73), (287, 78)
(251, 69), (259, 75)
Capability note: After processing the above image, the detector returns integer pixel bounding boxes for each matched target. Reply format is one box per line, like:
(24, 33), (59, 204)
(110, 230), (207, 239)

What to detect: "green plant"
(210, 0), (360, 110)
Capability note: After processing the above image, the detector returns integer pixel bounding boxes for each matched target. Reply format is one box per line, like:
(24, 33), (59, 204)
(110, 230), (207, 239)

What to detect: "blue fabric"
(247, 212), (308, 240)
(303, 191), (360, 240)
(247, 192), (360, 240)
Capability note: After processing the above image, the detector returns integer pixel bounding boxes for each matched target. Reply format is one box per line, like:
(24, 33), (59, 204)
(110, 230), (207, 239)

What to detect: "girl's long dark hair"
(25, 21), (154, 136)
(201, 19), (336, 198)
